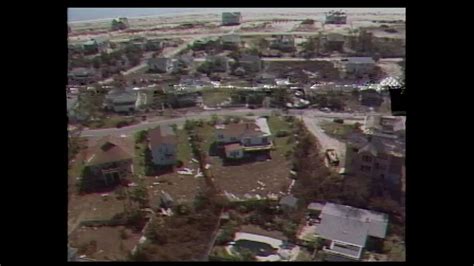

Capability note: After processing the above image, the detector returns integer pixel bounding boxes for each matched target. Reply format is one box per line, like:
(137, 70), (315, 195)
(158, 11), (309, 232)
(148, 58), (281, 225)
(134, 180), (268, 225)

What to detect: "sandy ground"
(69, 10), (405, 42)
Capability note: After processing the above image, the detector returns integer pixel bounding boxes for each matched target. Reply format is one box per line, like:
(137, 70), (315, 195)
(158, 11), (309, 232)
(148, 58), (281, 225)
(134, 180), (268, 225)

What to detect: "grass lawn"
(196, 123), (217, 155)
(133, 141), (147, 179)
(319, 120), (357, 141)
(267, 115), (294, 157)
(176, 129), (193, 164)
(201, 88), (231, 107)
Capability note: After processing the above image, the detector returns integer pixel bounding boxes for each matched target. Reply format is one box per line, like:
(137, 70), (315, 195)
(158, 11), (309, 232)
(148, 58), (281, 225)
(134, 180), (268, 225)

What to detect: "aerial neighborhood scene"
(67, 7), (406, 262)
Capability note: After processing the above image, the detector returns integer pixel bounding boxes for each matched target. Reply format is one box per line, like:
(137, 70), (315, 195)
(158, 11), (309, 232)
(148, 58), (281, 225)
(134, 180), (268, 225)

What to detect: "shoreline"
(68, 8), (405, 24)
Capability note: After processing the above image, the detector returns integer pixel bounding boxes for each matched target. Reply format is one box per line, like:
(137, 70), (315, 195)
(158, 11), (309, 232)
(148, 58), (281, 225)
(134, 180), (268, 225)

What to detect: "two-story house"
(221, 34), (241, 49)
(363, 115), (406, 136)
(215, 117), (273, 159)
(222, 12), (242, 26)
(81, 136), (134, 190)
(68, 68), (98, 85)
(270, 35), (296, 51)
(315, 202), (388, 261)
(344, 133), (405, 198)
(104, 89), (138, 113)
(149, 126), (178, 167)
(342, 57), (376, 77)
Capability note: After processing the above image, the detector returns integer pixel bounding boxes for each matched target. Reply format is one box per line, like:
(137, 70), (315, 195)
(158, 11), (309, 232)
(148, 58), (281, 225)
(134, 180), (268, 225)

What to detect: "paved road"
(80, 108), (367, 138)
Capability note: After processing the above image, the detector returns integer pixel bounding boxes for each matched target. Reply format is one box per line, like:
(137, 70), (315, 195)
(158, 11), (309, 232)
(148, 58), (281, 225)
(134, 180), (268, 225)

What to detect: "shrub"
(175, 160), (184, 168)
(134, 130), (148, 143)
(301, 19), (314, 25)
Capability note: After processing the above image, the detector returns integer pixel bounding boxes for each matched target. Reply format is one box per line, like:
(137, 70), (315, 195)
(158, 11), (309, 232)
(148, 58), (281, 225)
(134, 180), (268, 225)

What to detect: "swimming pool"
(233, 239), (277, 257)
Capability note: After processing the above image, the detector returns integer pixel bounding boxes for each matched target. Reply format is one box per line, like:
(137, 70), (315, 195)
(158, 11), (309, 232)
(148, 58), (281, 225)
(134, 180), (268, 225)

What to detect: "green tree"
(134, 130), (148, 144)
(130, 183), (149, 208)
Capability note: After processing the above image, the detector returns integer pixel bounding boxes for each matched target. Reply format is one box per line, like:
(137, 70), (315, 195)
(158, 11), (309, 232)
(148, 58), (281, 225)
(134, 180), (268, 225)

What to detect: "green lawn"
(133, 141), (147, 178)
(319, 121), (357, 141)
(176, 129), (192, 164)
(196, 124), (217, 155)
(201, 88), (231, 106)
(267, 115), (294, 157)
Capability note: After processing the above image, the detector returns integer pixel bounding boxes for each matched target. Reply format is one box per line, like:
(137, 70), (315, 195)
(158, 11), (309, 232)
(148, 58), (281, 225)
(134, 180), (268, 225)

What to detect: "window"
(218, 134), (224, 139)
(362, 155), (372, 162)
(360, 165), (371, 172)
(352, 148), (359, 152)
(262, 137), (268, 144)
(244, 138), (251, 145)
(230, 137), (237, 141)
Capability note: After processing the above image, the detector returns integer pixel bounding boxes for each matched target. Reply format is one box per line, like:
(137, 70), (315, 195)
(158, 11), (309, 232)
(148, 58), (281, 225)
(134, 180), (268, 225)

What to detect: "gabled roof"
(348, 133), (405, 157)
(315, 203), (389, 247)
(225, 143), (242, 153)
(85, 136), (134, 166)
(149, 126), (177, 148)
(240, 54), (261, 63)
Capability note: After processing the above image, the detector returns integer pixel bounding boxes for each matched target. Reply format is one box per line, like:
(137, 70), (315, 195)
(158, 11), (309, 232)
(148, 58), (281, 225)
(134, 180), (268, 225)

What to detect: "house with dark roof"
(342, 57), (376, 76)
(104, 89), (138, 113)
(149, 126), (178, 166)
(325, 10), (347, 24)
(324, 33), (346, 52)
(148, 57), (173, 73)
(270, 35), (296, 51)
(221, 34), (241, 49)
(344, 133), (405, 195)
(82, 136), (134, 189)
(222, 12), (242, 25)
(112, 17), (129, 31)
(68, 68), (98, 85)
(215, 117), (272, 159)
(315, 203), (389, 260)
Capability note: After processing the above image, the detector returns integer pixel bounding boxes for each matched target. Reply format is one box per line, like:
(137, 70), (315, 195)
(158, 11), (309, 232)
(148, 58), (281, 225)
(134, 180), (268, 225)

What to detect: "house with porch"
(222, 12), (242, 25)
(81, 136), (134, 190)
(344, 133), (405, 199)
(149, 126), (178, 167)
(315, 202), (389, 261)
(215, 117), (273, 159)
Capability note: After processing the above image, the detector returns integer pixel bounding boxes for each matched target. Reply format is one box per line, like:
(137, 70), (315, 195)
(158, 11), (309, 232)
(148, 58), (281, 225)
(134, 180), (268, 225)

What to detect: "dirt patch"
(208, 150), (292, 198)
(143, 171), (204, 205)
(69, 225), (141, 261)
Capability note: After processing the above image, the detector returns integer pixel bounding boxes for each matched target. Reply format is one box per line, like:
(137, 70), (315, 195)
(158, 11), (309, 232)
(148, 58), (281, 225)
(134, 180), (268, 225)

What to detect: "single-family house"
(81, 136), (134, 189)
(325, 10), (347, 24)
(325, 33), (346, 52)
(342, 57), (376, 76)
(82, 38), (108, 55)
(270, 35), (296, 51)
(148, 57), (173, 73)
(112, 17), (129, 31)
(221, 34), (241, 49)
(222, 12), (242, 26)
(145, 38), (164, 51)
(104, 89), (138, 113)
(149, 126), (178, 166)
(215, 117), (273, 159)
(68, 68), (98, 85)
(135, 86), (166, 109)
(363, 115), (406, 136)
(279, 195), (298, 212)
(239, 54), (263, 73)
(344, 133), (405, 195)
(315, 202), (389, 261)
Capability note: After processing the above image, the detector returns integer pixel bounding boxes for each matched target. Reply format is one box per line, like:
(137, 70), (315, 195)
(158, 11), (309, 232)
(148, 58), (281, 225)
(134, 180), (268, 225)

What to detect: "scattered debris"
(128, 182), (138, 187)
(204, 164), (211, 169)
(191, 158), (199, 163)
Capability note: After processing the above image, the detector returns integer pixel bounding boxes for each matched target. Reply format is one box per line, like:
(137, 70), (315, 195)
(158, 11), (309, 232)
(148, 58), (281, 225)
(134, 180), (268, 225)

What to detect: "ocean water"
(68, 8), (405, 23)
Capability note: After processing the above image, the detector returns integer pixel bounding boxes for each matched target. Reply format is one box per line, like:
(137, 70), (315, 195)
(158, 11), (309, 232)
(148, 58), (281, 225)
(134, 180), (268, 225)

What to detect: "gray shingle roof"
(316, 203), (389, 246)
(348, 133), (405, 157)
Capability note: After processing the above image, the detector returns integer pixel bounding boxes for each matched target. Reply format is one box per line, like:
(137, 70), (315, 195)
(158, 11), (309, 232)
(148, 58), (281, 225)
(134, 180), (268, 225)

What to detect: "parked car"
(333, 118), (344, 124)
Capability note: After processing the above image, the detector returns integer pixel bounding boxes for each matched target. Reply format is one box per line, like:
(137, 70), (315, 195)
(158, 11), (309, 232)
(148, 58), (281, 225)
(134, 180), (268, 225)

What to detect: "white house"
(215, 117), (272, 159)
(149, 126), (177, 166)
(104, 89), (138, 113)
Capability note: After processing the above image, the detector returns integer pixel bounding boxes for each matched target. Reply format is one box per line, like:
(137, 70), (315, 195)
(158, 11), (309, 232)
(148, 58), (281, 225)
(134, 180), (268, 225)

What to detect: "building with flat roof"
(222, 12), (242, 25)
